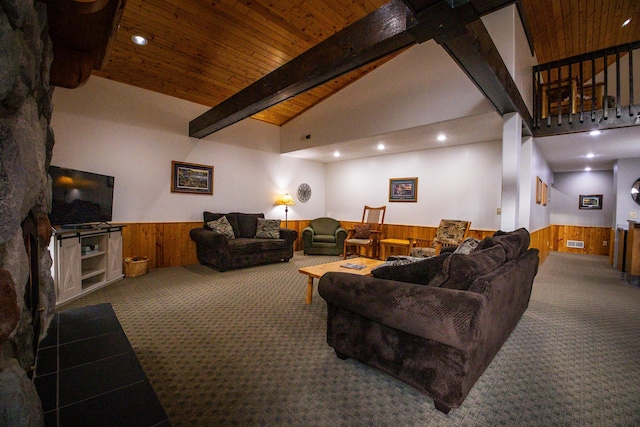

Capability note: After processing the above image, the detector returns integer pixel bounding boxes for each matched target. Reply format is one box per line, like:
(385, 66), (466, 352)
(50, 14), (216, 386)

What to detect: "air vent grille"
(567, 240), (585, 248)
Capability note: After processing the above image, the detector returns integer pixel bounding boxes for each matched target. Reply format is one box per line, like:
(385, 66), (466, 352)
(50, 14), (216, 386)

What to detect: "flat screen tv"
(49, 166), (114, 227)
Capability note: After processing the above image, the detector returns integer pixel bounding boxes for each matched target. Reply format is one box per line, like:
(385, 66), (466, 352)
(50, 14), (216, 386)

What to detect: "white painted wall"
(50, 77), (327, 223)
(550, 171), (615, 227)
(280, 40), (495, 153)
(482, 5), (537, 113)
(324, 140), (503, 230)
(529, 139), (553, 232)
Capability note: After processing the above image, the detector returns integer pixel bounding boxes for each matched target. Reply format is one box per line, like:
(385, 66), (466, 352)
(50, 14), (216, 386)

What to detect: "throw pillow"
(255, 218), (281, 239)
(371, 253), (452, 285)
(429, 244), (507, 291)
(453, 237), (480, 255)
(206, 216), (235, 240)
(353, 224), (371, 239)
(475, 228), (530, 261)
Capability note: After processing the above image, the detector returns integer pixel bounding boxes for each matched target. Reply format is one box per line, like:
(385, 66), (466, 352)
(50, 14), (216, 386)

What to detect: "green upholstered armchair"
(302, 217), (347, 255)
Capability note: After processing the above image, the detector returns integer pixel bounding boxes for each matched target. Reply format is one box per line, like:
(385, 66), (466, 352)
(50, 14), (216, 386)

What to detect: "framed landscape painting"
(171, 161), (213, 194)
(389, 177), (418, 202)
(579, 194), (602, 209)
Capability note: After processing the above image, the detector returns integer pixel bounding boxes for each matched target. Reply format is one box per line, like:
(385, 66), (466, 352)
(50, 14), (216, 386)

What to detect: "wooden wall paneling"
(550, 224), (612, 257)
(529, 227), (550, 264)
(120, 222), (614, 270)
(140, 223), (156, 268)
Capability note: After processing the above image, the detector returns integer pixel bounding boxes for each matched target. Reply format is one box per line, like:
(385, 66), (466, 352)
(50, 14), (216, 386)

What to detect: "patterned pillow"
(353, 224), (371, 239)
(453, 237), (480, 254)
(206, 216), (235, 239)
(255, 218), (281, 239)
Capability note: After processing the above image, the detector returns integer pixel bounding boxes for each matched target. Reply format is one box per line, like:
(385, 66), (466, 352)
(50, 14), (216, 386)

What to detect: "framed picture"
(579, 194), (602, 209)
(389, 177), (418, 202)
(542, 182), (548, 206)
(535, 176), (542, 204)
(171, 161), (213, 194)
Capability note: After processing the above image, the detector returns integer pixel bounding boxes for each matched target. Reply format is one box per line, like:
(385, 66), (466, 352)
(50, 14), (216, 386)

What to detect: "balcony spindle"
(629, 45), (634, 116)
(616, 48), (621, 118)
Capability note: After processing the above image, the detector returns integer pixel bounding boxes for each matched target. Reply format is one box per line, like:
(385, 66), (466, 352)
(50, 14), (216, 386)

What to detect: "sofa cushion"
(205, 216), (235, 239)
(314, 235), (336, 243)
(203, 212), (240, 237)
(234, 213), (264, 238)
(371, 253), (451, 285)
(258, 239), (287, 251)
(429, 244), (507, 290)
(353, 224), (371, 239)
(475, 228), (530, 261)
(228, 239), (262, 254)
(255, 218), (281, 239)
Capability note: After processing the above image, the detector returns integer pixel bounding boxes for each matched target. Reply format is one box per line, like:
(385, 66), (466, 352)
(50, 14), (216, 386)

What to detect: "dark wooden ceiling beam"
(189, 0), (415, 138)
(405, 0), (533, 132)
(441, 19), (534, 131)
(190, 0), (532, 138)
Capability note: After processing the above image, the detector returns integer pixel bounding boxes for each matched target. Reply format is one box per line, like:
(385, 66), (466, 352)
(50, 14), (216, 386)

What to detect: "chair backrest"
(309, 217), (340, 235)
(361, 206), (386, 231)
(434, 219), (471, 245)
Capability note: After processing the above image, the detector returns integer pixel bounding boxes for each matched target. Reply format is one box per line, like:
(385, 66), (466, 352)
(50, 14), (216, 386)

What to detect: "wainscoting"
(120, 222), (611, 269)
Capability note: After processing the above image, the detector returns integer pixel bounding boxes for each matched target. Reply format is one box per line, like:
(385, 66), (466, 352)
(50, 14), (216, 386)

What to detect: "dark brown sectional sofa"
(318, 228), (539, 413)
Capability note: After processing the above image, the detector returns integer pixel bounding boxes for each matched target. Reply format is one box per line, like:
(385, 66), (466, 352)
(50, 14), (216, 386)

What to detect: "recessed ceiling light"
(586, 153), (595, 158)
(588, 130), (601, 136)
(622, 18), (632, 27)
(131, 35), (148, 46)
(585, 167), (592, 171)
(437, 134), (447, 142)
(333, 151), (340, 157)
(377, 143), (385, 150)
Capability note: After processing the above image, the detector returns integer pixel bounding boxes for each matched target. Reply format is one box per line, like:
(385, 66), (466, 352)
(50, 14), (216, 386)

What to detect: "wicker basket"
(123, 256), (149, 277)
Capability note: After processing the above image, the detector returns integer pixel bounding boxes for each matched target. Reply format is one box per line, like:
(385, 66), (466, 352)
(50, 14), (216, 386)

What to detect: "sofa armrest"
(189, 227), (229, 247)
(318, 272), (486, 351)
(335, 227), (347, 245)
(279, 228), (298, 245)
(302, 226), (314, 239)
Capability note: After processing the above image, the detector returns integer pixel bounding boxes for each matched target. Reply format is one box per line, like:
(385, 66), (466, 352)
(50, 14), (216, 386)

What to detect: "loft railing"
(533, 41), (640, 136)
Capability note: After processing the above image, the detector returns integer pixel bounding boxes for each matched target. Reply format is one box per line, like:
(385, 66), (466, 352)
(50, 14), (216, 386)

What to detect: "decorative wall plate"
(297, 183), (312, 203)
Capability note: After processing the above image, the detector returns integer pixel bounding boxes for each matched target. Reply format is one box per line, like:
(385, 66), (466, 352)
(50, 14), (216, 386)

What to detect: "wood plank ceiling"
(89, 0), (640, 127)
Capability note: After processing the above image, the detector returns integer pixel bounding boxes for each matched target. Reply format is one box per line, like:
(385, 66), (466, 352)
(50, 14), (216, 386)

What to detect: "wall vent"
(567, 240), (585, 248)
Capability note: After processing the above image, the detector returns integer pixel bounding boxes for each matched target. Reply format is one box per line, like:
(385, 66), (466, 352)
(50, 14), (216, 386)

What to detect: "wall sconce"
(277, 193), (295, 227)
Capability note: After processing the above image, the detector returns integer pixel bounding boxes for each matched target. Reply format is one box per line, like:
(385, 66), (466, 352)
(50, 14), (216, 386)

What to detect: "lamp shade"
(278, 193), (295, 206)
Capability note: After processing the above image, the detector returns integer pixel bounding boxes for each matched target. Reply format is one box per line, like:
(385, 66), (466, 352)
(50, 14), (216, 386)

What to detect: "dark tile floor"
(34, 303), (170, 427)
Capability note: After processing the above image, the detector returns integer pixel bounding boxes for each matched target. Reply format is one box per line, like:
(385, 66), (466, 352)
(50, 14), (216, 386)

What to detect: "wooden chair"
(408, 219), (471, 258)
(343, 206), (386, 259)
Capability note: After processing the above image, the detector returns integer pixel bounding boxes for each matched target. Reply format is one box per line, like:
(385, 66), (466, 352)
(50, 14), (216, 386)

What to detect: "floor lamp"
(277, 193), (295, 228)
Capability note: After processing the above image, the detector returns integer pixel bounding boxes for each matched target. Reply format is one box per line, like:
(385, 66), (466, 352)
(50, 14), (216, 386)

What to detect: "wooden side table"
(380, 238), (410, 260)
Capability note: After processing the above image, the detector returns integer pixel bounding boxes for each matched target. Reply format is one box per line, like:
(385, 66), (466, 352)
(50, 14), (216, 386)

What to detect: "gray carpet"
(60, 251), (640, 426)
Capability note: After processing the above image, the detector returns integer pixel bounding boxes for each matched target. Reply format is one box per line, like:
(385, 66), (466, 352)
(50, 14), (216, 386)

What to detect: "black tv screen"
(49, 166), (114, 226)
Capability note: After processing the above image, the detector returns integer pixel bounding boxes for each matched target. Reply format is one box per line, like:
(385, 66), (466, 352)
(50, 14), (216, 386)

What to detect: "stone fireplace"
(0, 0), (56, 425)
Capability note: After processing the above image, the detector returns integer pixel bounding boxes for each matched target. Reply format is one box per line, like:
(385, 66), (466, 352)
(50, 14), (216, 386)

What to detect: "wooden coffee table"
(298, 257), (385, 304)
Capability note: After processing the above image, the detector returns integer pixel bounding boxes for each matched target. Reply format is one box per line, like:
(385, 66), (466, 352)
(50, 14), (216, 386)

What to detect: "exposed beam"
(405, 0), (532, 131)
(190, 0), (531, 138)
(440, 19), (534, 131)
(189, 0), (415, 138)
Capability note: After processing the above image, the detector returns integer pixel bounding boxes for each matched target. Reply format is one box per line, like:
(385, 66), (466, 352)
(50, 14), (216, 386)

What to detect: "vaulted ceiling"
(49, 0), (640, 129)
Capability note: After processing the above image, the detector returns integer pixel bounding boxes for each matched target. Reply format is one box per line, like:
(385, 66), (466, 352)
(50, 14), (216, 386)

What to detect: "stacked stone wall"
(0, 1), (56, 425)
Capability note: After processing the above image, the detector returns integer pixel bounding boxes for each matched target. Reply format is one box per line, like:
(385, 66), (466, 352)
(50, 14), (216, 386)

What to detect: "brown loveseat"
(190, 212), (297, 271)
(318, 228), (539, 413)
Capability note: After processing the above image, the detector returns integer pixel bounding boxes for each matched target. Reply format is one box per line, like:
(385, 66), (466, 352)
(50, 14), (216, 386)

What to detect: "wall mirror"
(633, 178), (640, 206)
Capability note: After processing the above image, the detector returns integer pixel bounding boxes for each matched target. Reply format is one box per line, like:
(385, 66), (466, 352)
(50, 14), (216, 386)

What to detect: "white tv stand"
(50, 225), (125, 306)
